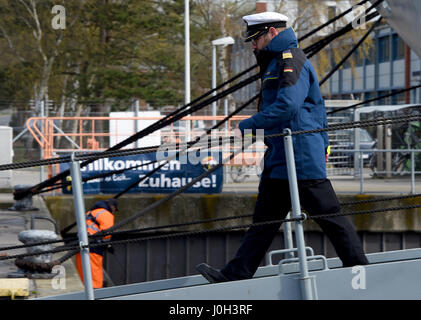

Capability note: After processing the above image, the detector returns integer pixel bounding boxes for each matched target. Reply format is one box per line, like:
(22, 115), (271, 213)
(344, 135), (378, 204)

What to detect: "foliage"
(0, 0), (376, 115)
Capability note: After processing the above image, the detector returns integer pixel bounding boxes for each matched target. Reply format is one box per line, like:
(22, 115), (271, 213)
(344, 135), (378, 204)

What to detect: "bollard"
(10, 229), (58, 279)
(8, 185), (39, 211)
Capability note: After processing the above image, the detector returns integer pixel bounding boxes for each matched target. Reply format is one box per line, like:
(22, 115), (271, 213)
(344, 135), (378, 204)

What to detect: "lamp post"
(211, 36), (235, 126)
(185, 0), (191, 141)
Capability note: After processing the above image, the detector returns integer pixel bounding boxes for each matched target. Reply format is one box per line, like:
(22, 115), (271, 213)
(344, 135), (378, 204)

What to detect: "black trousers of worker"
(221, 178), (369, 280)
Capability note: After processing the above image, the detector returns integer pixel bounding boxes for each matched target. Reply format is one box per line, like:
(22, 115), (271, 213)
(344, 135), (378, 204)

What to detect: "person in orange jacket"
(75, 198), (117, 288)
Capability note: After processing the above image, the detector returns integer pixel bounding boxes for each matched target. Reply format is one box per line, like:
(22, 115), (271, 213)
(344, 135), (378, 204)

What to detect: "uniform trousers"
(221, 178), (369, 280)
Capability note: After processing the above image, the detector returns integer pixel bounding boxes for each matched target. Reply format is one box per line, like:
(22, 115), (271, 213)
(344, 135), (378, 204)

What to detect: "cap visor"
(244, 30), (264, 42)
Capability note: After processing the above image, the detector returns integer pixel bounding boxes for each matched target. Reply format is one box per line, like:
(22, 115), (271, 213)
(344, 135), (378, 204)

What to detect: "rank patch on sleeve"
(284, 67), (293, 73)
(282, 51), (293, 59)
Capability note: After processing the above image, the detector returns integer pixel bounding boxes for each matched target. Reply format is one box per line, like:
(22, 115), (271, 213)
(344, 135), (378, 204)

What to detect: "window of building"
(377, 90), (391, 104)
(364, 92), (373, 105)
(354, 49), (364, 66)
(391, 90), (405, 104)
(364, 46), (375, 64)
(378, 35), (390, 63)
(392, 34), (405, 60)
(342, 45), (352, 68)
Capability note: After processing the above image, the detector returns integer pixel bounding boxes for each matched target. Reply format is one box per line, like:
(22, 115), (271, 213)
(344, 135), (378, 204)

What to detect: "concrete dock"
(0, 169), (84, 300)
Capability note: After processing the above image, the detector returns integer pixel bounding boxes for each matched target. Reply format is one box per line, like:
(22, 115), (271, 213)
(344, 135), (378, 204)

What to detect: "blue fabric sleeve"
(238, 67), (310, 134)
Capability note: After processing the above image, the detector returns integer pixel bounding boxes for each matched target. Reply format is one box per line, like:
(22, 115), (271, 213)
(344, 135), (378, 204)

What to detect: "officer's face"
(251, 27), (276, 51)
(251, 33), (269, 51)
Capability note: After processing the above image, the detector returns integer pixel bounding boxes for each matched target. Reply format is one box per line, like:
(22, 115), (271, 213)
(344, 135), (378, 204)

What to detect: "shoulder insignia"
(282, 51), (293, 59)
(284, 67), (293, 73)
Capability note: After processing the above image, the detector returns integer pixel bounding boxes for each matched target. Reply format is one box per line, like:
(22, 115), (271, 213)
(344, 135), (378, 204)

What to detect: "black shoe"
(196, 263), (229, 283)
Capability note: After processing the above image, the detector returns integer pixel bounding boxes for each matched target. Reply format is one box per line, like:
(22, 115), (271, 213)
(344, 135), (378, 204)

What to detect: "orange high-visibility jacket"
(86, 208), (114, 239)
(76, 207), (115, 288)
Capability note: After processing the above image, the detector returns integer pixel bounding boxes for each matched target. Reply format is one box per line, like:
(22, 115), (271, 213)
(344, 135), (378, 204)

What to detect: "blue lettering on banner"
(60, 152), (223, 194)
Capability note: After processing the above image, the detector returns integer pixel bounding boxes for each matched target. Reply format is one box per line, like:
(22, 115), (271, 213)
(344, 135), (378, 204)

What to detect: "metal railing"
(329, 148), (421, 194)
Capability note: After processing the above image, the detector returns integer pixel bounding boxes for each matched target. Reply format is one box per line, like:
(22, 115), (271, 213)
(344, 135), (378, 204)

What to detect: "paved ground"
(222, 170), (419, 194)
(0, 169), (84, 299)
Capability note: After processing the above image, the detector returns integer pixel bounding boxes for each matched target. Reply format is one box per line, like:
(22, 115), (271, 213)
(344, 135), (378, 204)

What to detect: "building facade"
(323, 23), (421, 105)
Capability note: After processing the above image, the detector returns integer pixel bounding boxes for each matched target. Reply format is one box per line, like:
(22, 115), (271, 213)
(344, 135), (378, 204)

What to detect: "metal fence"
(329, 148), (421, 194)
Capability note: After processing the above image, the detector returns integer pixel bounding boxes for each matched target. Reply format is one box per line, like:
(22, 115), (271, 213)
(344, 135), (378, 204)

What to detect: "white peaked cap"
(242, 12), (289, 42)
(242, 12), (289, 26)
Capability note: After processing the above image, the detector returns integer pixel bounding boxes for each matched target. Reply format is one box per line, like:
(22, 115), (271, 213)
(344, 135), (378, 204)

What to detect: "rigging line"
(4, 192), (421, 253)
(13, 73), (260, 200)
(86, 204), (421, 250)
(0, 134), (242, 171)
(319, 17), (382, 86)
(21, 136), (257, 265)
(5, 201), (421, 261)
(15, 7), (377, 189)
(302, 0), (383, 54)
(305, 11), (380, 59)
(100, 138), (255, 235)
(327, 85), (421, 115)
(58, 94), (260, 236)
(1, 217), (304, 261)
(84, 193), (421, 242)
(3, 191), (421, 253)
(36, 91), (258, 196)
(35, 202), (421, 256)
(90, 116), (421, 238)
(12, 7), (377, 197)
(6, 7), (388, 200)
(0, 137), (228, 171)
(298, 0), (372, 42)
(26, 16), (349, 195)
(5, 15), (389, 177)
(112, 94), (260, 199)
(1, 114), (420, 172)
(18, 137), (254, 261)
(266, 114), (421, 139)
(62, 95), (257, 199)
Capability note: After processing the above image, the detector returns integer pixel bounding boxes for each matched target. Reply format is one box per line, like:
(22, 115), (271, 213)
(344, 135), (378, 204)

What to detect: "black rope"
(13, 72), (260, 200)
(304, 10), (380, 58)
(4, 201), (421, 262)
(35, 94), (260, 203)
(58, 94), (259, 236)
(319, 17), (382, 86)
(103, 138), (254, 235)
(11, 7), (382, 199)
(31, 10), (412, 198)
(112, 93), (260, 199)
(2, 192), (421, 254)
(1, 114), (419, 172)
(69, 203), (421, 250)
(327, 85), (421, 115)
(298, 0), (371, 42)
(10, 7), (382, 203)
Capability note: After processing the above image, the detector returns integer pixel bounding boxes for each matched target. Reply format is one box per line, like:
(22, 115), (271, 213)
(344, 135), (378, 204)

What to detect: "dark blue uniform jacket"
(239, 27), (329, 180)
